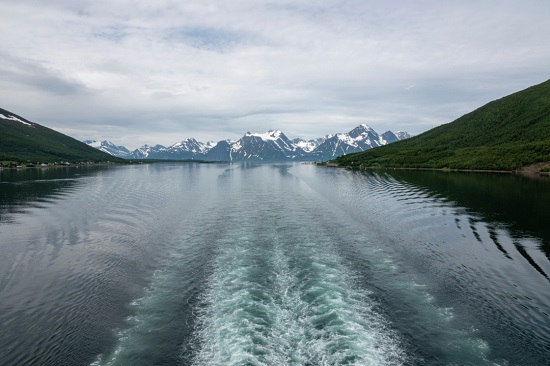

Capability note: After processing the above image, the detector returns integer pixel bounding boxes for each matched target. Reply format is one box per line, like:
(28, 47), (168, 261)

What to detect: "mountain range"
(85, 125), (410, 162)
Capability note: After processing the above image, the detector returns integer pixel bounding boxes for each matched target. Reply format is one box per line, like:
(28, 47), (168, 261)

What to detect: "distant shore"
(320, 162), (550, 178)
(0, 159), (228, 170)
(0, 161), (121, 170)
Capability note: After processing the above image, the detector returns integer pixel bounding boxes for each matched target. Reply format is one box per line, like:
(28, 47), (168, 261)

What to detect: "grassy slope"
(334, 79), (550, 170)
(0, 108), (124, 163)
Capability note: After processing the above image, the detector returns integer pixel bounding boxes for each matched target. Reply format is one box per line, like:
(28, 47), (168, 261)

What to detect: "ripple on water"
(191, 218), (406, 366)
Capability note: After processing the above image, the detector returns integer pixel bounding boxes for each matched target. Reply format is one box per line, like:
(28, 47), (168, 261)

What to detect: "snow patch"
(294, 140), (317, 152)
(205, 141), (217, 151)
(336, 133), (357, 146)
(0, 113), (33, 126)
(245, 130), (283, 141)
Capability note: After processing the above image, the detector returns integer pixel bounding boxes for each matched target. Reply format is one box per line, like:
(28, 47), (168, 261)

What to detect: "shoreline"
(0, 162), (121, 170)
(322, 162), (550, 178)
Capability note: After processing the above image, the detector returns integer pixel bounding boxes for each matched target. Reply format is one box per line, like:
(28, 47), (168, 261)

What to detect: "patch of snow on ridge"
(0, 113), (33, 126)
(336, 133), (357, 146)
(205, 141), (217, 150)
(246, 130), (282, 141)
(295, 140), (317, 152)
(232, 140), (243, 151)
(396, 131), (411, 140)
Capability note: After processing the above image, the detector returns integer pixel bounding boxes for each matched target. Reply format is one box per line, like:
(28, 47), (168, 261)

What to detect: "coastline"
(0, 161), (121, 170)
(321, 162), (550, 178)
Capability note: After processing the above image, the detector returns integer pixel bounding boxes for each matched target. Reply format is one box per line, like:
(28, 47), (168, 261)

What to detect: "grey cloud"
(92, 25), (129, 42)
(167, 27), (250, 51)
(0, 52), (90, 96)
(0, 1), (549, 148)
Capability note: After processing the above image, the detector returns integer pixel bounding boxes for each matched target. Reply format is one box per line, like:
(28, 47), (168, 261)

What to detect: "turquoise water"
(0, 164), (549, 365)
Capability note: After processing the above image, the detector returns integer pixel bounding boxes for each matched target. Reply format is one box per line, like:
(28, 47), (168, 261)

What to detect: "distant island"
(331, 79), (550, 174)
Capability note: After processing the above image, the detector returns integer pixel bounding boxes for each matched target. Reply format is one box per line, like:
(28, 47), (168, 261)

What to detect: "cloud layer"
(1, 0), (549, 148)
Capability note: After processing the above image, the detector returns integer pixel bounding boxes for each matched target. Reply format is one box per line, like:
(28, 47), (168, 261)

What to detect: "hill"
(333, 79), (550, 171)
(0, 108), (124, 163)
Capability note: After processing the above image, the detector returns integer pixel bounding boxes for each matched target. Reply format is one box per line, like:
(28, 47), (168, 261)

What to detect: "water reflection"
(299, 166), (550, 363)
(0, 167), (104, 224)
(384, 170), (550, 257)
(356, 169), (550, 364)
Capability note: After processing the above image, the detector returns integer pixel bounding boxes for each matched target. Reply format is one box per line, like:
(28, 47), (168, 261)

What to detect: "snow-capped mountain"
(309, 124), (409, 161)
(291, 137), (329, 152)
(86, 124), (409, 162)
(202, 140), (232, 161)
(130, 144), (167, 159)
(161, 138), (216, 160)
(196, 130), (307, 162)
(395, 131), (411, 140)
(84, 138), (218, 160)
(218, 130), (307, 161)
(380, 131), (400, 144)
(83, 140), (131, 158)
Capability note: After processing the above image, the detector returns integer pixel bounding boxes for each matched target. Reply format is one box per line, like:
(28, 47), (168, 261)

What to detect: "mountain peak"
(348, 124), (375, 139)
(244, 130), (284, 141)
(351, 124), (373, 132)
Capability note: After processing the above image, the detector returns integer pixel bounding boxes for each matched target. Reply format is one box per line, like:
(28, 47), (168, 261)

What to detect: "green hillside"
(0, 108), (124, 163)
(334, 79), (550, 171)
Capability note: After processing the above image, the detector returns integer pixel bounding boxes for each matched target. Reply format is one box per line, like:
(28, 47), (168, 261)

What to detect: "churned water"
(1, 163), (549, 365)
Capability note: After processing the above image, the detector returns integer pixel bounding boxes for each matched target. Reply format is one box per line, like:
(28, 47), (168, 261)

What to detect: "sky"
(1, 0), (549, 149)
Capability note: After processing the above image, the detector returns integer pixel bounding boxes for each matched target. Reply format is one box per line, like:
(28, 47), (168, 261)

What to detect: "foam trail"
(191, 219), (406, 365)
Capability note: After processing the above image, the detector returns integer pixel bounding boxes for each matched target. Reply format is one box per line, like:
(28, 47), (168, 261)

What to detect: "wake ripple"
(191, 223), (405, 365)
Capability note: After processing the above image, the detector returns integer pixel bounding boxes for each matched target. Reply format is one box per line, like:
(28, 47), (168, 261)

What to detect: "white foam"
(192, 228), (406, 365)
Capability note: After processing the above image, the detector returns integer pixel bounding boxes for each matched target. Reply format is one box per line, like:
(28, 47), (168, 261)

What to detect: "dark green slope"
(0, 108), (124, 163)
(334, 79), (550, 170)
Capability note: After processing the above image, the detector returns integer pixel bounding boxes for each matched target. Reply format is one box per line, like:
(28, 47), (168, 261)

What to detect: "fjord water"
(0, 164), (549, 365)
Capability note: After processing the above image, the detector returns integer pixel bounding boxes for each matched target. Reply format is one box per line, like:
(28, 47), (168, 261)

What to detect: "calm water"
(0, 163), (549, 365)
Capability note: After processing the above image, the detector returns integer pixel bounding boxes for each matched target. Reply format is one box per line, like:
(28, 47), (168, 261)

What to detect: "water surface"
(0, 164), (549, 365)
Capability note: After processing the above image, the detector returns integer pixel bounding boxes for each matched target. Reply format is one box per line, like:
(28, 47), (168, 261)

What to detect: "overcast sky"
(1, 0), (549, 149)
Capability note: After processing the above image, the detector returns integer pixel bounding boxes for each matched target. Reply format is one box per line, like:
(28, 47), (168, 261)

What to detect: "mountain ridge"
(0, 108), (124, 163)
(86, 125), (410, 162)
